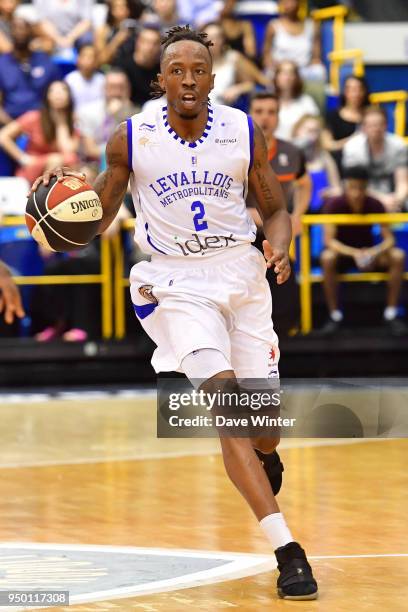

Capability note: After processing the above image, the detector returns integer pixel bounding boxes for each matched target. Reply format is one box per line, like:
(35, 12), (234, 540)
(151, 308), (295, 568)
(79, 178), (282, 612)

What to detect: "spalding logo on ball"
(26, 176), (103, 251)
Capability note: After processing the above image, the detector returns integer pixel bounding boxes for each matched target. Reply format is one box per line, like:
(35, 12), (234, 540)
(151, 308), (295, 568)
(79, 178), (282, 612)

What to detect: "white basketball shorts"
(129, 244), (280, 379)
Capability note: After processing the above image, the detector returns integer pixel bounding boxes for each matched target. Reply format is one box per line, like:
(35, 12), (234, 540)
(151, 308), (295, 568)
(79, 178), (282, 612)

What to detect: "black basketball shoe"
(275, 541), (318, 600)
(255, 449), (284, 495)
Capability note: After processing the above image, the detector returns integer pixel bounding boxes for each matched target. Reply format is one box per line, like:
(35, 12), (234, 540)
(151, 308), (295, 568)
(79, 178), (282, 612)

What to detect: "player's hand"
(0, 263), (25, 324)
(263, 240), (291, 284)
(29, 167), (86, 195)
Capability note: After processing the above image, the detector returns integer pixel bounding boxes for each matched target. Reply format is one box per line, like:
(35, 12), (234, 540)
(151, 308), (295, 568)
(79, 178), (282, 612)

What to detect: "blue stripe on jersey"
(247, 115), (254, 171)
(144, 222), (167, 254)
(126, 118), (133, 171)
(133, 302), (158, 319)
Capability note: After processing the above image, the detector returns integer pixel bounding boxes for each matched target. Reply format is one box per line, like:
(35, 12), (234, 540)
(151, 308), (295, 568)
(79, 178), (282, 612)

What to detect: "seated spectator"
(273, 60), (319, 140)
(146, 0), (182, 35)
(31, 243), (101, 341)
(0, 80), (79, 184)
(176, 0), (223, 29)
(263, 0), (325, 82)
(95, 0), (144, 66)
(0, 16), (61, 125)
(33, 0), (95, 52)
(203, 22), (268, 107)
(248, 92), (311, 235)
(0, 0), (18, 53)
(248, 91), (312, 336)
(323, 75), (370, 171)
(64, 45), (105, 111)
(320, 166), (407, 336)
(115, 25), (161, 107)
(77, 68), (138, 166)
(293, 114), (341, 212)
(342, 106), (408, 211)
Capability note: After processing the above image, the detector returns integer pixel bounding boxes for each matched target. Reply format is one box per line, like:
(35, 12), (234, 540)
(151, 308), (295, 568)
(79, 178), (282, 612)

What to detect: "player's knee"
(321, 249), (337, 268)
(181, 348), (233, 386)
(252, 437), (280, 454)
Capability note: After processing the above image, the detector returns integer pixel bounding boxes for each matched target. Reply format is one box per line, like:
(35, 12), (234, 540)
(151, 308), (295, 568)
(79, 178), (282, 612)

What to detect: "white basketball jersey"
(127, 103), (257, 258)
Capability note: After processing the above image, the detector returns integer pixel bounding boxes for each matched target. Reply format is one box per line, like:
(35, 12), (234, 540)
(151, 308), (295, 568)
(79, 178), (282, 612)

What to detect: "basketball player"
(0, 260), (24, 323)
(31, 26), (318, 600)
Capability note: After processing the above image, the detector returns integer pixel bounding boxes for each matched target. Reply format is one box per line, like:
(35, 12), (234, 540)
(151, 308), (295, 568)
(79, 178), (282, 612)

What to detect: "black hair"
(343, 166), (369, 182)
(340, 75), (370, 109)
(160, 25), (213, 62)
(150, 25), (213, 99)
(249, 91), (279, 107)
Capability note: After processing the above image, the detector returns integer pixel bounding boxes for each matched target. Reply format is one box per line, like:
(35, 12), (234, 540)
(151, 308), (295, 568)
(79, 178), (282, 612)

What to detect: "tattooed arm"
(92, 123), (130, 233)
(248, 122), (292, 284)
(29, 122), (131, 234)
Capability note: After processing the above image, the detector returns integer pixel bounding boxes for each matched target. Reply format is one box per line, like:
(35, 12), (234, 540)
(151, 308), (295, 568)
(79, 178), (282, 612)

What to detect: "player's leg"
(224, 251), (317, 600)
(252, 436), (284, 496)
(186, 361), (317, 600)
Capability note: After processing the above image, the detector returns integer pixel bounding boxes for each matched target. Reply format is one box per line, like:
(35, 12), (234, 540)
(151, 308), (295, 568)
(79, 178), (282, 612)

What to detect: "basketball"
(25, 176), (103, 252)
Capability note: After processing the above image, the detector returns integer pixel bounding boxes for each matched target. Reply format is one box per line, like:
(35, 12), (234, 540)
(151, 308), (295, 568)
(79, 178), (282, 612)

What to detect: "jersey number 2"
(191, 201), (208, 231)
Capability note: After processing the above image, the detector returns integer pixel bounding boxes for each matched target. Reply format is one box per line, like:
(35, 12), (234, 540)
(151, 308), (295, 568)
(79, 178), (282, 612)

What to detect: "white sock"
(330, 309), (343, 322)
(259, 512), (294, 550)
(384, 306), (397, 321)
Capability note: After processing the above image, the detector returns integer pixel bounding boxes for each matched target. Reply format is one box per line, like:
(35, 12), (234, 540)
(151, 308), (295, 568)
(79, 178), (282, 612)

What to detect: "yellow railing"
(113, 218), (135, 339)
(370, 91), (408, 139)
(7, 212), (408, 340)
(300, 213), (408, 334)
(327, 48), (365, 94)
(2, 216), (113, 339)
(312, 5), (348, 54)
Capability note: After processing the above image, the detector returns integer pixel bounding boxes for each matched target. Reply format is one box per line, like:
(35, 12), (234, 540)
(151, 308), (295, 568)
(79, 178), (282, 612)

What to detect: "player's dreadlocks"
(150, 25), (213, 99)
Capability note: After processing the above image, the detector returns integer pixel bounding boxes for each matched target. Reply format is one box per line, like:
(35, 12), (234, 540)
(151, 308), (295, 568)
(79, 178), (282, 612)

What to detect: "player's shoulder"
(128, 98), (164, 127)
(211, 104), (250, 127)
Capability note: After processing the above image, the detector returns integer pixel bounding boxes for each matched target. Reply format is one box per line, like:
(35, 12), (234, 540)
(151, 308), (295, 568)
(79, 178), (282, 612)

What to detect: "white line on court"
(0, 438), (394, 470)
(0, 543), (406, 608)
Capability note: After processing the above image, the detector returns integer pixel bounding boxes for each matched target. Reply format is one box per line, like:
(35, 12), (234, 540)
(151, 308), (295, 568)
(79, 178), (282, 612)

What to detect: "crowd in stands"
(0, 0), (407, 339)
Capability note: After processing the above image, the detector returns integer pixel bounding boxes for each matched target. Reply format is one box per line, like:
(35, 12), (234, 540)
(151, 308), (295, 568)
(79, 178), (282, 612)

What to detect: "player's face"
(159, 41), (214, 119)
(250, 99), (279, 137)
(345, 178), (367, 208)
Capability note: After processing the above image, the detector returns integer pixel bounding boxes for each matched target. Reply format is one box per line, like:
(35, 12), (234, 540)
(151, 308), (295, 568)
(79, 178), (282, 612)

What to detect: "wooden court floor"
(0, 395), (407, 611)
